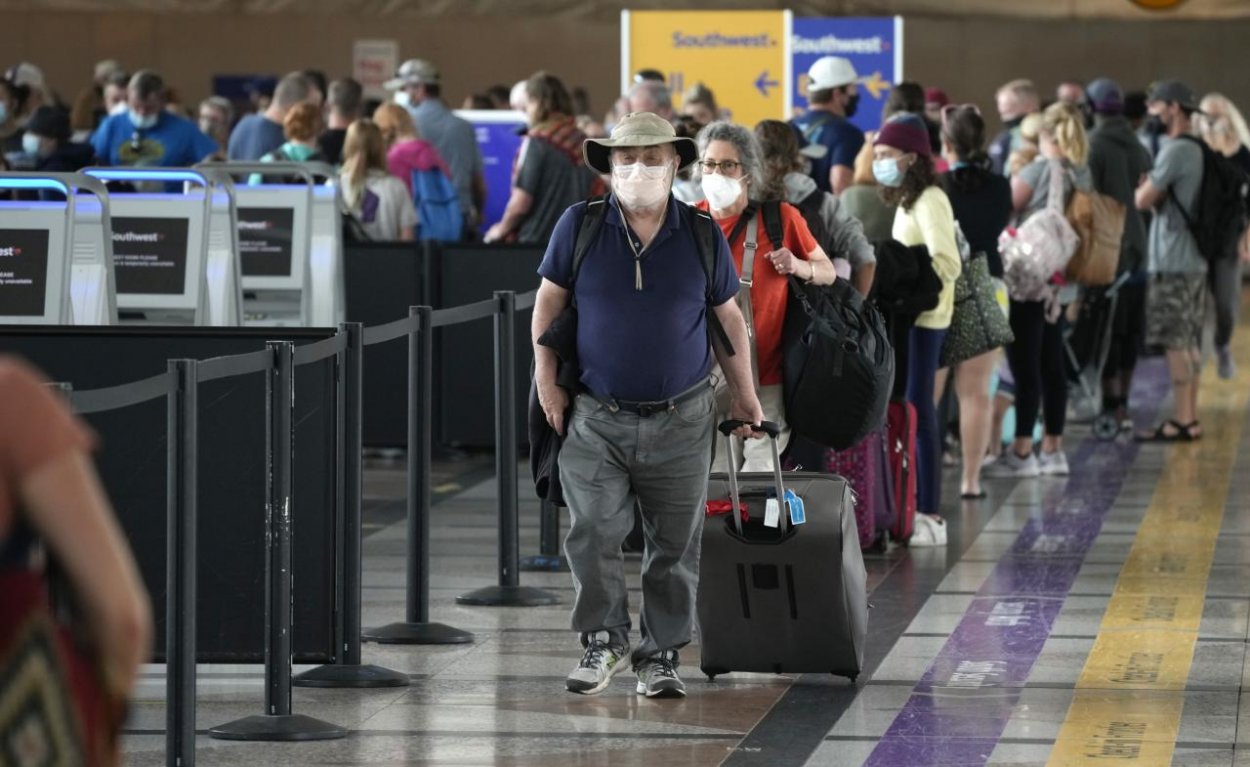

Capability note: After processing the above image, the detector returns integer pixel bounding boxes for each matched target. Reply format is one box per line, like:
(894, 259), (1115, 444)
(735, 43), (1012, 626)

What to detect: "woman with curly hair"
(873, 113), (961, 546)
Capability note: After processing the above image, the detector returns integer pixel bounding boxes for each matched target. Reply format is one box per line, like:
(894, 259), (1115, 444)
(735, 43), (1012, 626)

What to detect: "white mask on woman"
(700, 173), (743, 210)
(612, 162), (671, 210)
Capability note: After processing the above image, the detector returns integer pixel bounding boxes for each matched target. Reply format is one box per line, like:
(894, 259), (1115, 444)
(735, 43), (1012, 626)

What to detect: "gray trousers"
(1210, 255), (1242, 349)
(559, 385), (715, 666)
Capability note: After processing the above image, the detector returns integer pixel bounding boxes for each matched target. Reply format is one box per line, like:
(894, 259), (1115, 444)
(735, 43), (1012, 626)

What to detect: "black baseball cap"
(1147, 80), (1200, 111)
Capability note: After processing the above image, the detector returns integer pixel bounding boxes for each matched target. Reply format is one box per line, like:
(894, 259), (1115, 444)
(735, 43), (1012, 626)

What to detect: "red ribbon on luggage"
(705, 499), (749, 521)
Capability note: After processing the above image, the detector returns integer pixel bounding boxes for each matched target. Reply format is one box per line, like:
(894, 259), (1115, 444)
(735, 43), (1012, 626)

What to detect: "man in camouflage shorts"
(1134, 80), (1206, 442)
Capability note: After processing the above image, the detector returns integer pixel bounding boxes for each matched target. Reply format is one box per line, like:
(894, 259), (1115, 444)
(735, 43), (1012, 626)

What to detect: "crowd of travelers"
(2, 51), (1249, 711)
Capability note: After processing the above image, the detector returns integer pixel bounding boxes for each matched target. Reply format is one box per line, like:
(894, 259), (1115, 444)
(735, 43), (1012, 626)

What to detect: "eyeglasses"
(698, 159), (742, 174)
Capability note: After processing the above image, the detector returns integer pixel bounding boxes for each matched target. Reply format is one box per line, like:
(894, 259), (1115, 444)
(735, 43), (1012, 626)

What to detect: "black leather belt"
(585, 380), (710, 418)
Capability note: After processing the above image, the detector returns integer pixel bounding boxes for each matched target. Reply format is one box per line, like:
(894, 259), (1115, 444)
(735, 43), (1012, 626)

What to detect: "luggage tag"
(764, 498), (780, 528)
(785, 489), (806, 525)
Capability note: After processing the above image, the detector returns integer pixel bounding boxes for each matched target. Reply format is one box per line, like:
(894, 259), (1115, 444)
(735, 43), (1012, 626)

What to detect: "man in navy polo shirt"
(533, 112), (763, 700)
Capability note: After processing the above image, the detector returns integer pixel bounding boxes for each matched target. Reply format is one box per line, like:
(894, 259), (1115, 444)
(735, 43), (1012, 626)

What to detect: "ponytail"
(1042, 102), (1088, 167)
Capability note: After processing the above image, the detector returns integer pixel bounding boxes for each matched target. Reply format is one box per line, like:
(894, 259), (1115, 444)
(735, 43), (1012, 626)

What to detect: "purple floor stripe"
(860, 359), (1171, 767)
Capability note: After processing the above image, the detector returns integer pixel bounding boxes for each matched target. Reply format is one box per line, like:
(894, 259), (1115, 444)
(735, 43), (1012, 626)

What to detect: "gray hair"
(128, 70), (165, 101)
(629, 81), (672, 113)
(199, 95), (234, 125)
(273, 71), (312, 111)
(694, 120), (765, 191)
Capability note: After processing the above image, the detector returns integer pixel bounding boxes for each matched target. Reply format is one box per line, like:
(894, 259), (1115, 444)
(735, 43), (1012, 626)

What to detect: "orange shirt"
(697, 201), (817, 386)
(0, 357), (95, 544)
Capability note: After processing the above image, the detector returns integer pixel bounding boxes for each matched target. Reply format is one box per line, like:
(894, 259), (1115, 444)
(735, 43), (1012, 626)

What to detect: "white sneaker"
(1037, 449), (1069, 476)
(982, 449), (1039, 478)
(909, 514), (947, 547)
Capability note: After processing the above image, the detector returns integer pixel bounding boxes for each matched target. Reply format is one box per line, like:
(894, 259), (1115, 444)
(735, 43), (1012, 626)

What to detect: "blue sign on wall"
(457, 110), (527, 236)
(790, 17), (903, 134)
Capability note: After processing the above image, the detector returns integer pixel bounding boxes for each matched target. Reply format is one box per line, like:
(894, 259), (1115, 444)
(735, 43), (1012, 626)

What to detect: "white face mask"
(109, 102), (128, 117)
(701, 172), (744, 210)
(394, 90), (412, 109)
(612, 162), (671, 210)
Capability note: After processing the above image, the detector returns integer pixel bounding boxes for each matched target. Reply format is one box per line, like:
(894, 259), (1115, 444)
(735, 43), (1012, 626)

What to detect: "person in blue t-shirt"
(228, 71), (315, 162)
(90, 70), (217, 168)
(789, 56), (866, 196)
(534, 112), (763, 701)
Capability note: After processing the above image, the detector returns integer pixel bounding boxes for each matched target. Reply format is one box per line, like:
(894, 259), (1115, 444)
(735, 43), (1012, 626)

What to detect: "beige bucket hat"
(583, 112), (699, 174)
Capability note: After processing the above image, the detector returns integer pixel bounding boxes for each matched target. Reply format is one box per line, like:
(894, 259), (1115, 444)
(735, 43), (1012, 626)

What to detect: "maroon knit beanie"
(874, 114), (931, 157)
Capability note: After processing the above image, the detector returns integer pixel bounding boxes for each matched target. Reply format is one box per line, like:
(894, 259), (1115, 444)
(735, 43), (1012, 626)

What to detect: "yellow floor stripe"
(1046, 345), (1250, 766)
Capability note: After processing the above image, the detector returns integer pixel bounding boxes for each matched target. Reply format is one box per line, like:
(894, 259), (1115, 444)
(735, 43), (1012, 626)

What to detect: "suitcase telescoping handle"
(717, 420), (787, 535)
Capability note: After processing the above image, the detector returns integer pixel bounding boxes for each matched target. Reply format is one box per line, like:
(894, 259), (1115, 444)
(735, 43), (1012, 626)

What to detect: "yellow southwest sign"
(623, 10), (791, 128)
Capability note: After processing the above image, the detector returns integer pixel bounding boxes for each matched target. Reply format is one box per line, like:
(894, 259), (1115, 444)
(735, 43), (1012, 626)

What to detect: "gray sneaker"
(635, 651), (686, 698)
(1037, 449), (1069, 476)
(1218, 346), (1236, 380)
(982, 449), (1039, 478)
(566, 633), (630, 695)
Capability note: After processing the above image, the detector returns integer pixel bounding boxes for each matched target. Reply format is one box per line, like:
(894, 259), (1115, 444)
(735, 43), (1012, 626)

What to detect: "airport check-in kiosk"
(203, 162), (343, 327)
(0, 172), (117, 325)
(84, 168), (213, 325)
(196, 167), (245, 326)
(207, 163), (313, 326)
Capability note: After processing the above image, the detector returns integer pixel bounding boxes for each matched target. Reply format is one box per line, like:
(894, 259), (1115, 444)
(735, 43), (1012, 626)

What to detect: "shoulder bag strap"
(737, 214), (761, 387)
(1046, 159), (1066, 213)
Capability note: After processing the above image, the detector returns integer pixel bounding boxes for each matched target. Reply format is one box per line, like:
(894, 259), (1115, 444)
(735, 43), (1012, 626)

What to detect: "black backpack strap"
(681, 203), (736, 358)
(1165, 137), (1202, 231)
(568, 196), (609, 306)
(761, 200), (785, 253)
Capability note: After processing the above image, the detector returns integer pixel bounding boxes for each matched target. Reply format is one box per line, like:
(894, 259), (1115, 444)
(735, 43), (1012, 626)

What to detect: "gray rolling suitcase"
(697, 420), (868, 682)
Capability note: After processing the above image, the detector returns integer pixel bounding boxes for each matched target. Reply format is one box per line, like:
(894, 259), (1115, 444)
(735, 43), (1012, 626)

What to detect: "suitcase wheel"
(702, 667), (727, 682)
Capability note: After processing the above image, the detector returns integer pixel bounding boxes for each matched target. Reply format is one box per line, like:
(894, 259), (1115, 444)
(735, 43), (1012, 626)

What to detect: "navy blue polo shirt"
(538, 194), (738, 402)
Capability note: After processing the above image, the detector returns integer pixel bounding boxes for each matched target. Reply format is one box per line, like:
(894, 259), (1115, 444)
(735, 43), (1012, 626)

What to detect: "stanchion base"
(293, 663), (410, 688)
(519, 554), (569, 572)
(361, 621), (475, 645)
(208, 714), (348, 741)
(456, 585), (560, 607)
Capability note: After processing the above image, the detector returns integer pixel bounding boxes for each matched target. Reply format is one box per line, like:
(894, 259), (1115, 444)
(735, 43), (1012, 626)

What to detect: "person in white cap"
(789, 56), (865, 196)
(384, 58), (485, 234)
(533, 111), (763, 700)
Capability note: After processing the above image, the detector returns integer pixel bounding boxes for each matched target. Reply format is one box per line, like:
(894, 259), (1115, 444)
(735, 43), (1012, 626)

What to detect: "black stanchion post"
(295, 324), (409, 685)
(520, 500), (569, 572)
(167, 361), (197, 767)
(209, 342), (347, 741)
(457, 292), (559, 606)
(363, 307), (474, 644)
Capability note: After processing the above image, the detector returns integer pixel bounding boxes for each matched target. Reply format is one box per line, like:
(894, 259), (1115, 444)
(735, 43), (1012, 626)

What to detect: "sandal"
(961, 490), (987, 500)
(1135, 420), (1200, 443)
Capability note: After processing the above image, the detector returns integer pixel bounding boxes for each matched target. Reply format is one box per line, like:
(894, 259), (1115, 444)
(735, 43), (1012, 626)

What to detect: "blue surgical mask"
(873, 158), (905, 187)
(21, 133), (40, 157)
(129, 110), (158, 131)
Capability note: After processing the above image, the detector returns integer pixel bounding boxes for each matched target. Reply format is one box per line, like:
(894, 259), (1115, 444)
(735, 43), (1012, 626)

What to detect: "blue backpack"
(411, 168), (464, 242)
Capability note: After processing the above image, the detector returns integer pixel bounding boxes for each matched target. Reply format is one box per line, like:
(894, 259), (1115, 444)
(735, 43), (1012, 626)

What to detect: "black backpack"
(747, 201), (895, 450)
(1169, 134), (1250, 263)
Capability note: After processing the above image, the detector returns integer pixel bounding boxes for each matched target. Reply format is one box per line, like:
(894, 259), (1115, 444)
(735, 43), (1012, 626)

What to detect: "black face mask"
(1144, 115), (1166, 135)
(1003, 115), (1024, 130)
(844, 93), (860, 119)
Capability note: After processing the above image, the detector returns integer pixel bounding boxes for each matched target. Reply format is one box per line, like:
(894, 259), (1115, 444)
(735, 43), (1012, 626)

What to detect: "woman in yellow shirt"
(873, 114), (961, 547)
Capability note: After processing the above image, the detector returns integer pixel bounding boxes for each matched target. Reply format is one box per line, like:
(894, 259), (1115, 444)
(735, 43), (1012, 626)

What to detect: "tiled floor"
(119, 335), (1250, 765)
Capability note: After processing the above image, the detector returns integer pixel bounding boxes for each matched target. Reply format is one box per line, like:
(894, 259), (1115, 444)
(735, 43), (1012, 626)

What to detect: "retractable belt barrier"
(45, 285), (542, 763)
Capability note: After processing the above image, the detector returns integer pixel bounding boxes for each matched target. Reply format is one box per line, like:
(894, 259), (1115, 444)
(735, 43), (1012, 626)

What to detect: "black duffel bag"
(781, 276), (894, 451)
